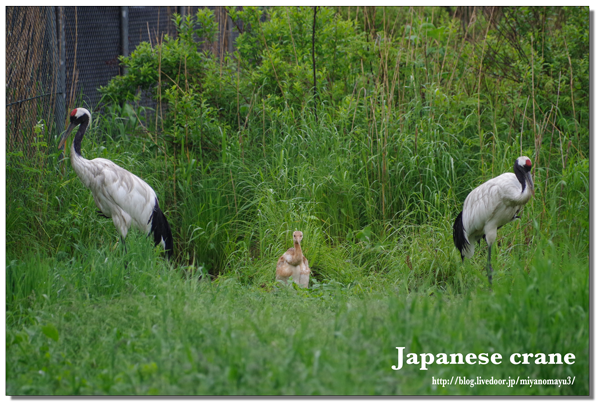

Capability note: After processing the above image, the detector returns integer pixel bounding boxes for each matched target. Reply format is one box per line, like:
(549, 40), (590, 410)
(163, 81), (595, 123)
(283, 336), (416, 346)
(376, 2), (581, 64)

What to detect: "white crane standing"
(453, 156), (534, 284)
(58, 108), (173, 258)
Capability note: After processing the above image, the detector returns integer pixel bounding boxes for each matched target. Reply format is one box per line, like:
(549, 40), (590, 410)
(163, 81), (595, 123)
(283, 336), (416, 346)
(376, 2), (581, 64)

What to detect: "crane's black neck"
(72, 116), (89, 157)
(514, 159), (532, 193)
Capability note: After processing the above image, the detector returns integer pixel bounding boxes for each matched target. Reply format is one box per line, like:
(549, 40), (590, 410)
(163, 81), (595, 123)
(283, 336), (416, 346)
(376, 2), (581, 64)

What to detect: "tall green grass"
(5, 101), (589, 395)
(6, 229), (588, 395)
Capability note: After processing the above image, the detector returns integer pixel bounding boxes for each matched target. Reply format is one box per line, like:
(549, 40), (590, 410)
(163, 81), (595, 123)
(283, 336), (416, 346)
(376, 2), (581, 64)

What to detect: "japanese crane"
(276, 231), (311, 288)
(58, 107), (173, 258)
(453, 156), (534, 284)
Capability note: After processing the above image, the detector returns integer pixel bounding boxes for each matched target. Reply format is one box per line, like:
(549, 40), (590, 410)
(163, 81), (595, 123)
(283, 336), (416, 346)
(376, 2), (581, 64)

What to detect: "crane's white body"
(70, 153), (158, 241)
(276, 231), (311, 288)
(59, 108), (172, 256)
(460, 171), (534, 259)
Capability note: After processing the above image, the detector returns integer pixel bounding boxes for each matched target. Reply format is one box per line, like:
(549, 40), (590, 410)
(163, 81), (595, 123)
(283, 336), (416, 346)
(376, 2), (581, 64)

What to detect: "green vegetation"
(6, 6), (589, 395)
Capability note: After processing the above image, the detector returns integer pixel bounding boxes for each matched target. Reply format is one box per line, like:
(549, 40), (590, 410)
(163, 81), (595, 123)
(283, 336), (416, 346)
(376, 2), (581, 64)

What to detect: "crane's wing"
(87, 158), (157, 231)
(462, 173), (523, 237)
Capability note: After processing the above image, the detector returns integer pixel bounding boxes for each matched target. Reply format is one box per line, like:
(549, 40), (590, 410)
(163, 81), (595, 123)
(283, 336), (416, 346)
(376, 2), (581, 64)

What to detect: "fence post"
(227, 12), (234, 54)
(121, 7), (129, 76)
(55, 6), (66, 137)
(179, 6), (186, 18)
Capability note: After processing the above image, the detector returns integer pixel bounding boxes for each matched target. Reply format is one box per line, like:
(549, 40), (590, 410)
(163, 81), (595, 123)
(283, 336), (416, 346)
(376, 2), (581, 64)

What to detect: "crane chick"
(453, 156), (534, 284)
(276, 231), (311, 288)
(58, 108), (173, 258)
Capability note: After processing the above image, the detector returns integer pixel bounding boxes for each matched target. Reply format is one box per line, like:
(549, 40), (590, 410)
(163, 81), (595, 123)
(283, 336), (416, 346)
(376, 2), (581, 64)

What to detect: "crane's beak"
(57, 122), (77, 151)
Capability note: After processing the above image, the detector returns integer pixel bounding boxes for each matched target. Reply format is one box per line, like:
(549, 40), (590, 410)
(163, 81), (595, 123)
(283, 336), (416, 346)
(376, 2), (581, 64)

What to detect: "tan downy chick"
(276, 231), (311, 288)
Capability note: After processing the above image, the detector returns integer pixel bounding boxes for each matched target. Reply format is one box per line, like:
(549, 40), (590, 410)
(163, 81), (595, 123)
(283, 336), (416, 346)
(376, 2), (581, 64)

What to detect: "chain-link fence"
(6, 6), (237, 155)
(6, 7), (60, 156)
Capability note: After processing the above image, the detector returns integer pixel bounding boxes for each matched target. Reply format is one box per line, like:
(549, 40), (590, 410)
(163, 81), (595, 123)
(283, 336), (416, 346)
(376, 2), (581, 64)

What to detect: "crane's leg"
(484, 228), (498, 286)
(487, 244), (493, 285)
(121, 236), (129, 269)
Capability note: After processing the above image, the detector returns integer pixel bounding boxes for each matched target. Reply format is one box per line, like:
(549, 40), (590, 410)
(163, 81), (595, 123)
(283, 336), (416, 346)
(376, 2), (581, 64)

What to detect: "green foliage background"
(6, 6), (589, 395)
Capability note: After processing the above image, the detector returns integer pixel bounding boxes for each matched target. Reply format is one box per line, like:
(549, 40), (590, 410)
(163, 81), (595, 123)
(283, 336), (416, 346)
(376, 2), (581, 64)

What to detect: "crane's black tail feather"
(149, 198), (174, 259)
(453, 211), (466, 261)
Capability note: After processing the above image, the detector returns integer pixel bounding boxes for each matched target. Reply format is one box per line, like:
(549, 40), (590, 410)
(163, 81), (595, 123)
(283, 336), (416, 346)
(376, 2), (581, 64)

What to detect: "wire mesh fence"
(128, 6), (179, 52)
(6, 6), (236, 156)
(64, 7), (122, 111)
(6, 7), (59, 157)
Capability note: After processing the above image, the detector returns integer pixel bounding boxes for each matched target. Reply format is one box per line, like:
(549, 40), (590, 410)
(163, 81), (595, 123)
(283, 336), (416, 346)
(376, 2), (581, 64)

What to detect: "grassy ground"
(6, 203), (589, 395)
